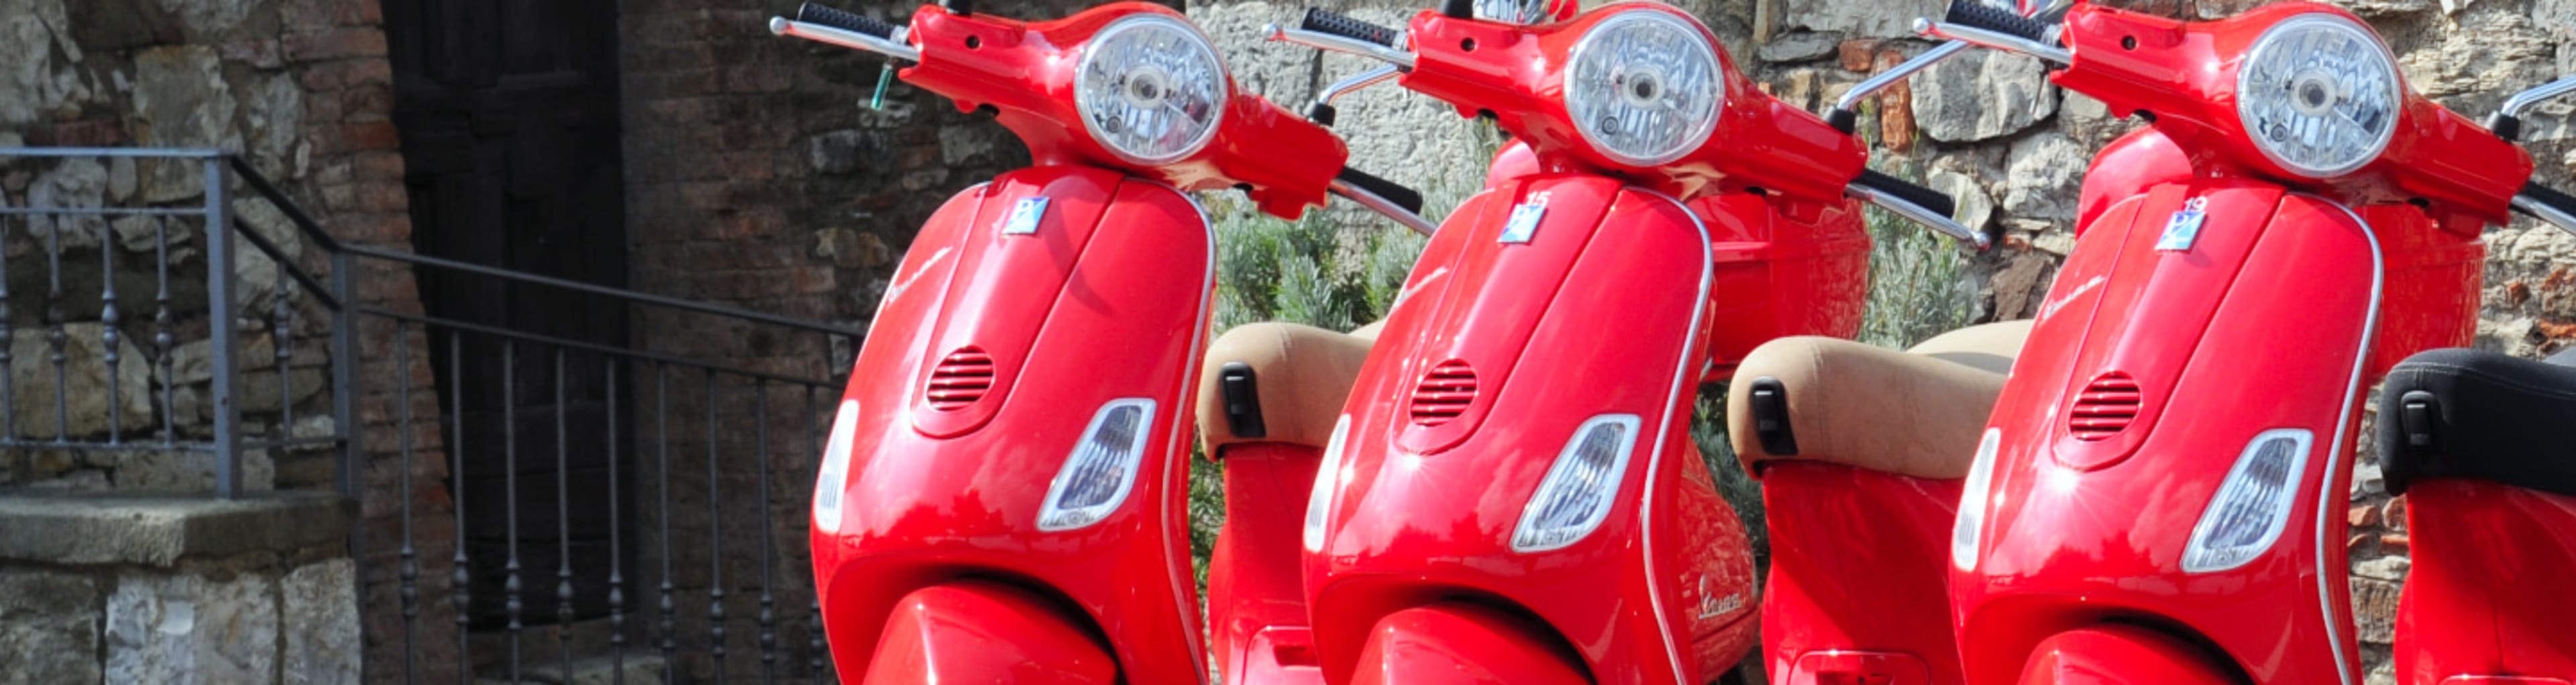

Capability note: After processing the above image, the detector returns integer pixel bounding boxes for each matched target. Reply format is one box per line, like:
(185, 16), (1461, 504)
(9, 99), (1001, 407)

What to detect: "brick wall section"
(0, 0), (458, 680)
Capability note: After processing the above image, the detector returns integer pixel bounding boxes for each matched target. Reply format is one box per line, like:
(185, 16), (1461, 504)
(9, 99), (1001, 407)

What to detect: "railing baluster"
(505, 341), (523, 684)
(47, 213), (68, 442)
(274, 240), (294, 427)
(100, 218), (121, 443)
(804, 387), (824, 679)
(606, 358), (626, 685)
(398, 326), (419, 684)
(450, 330), (473, 685)
(705, 370), (727, 682)
(555, 348), (574, 682)
(1, 215), (15, 447)
(656, 364), (675, 685)
(205, 157), (239, 497)
(755, 380), (775, 684)
(154, 217), (174, 443)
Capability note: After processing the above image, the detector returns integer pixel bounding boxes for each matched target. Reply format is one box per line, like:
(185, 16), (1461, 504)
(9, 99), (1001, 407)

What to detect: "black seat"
(2377, 348), (2576, 498)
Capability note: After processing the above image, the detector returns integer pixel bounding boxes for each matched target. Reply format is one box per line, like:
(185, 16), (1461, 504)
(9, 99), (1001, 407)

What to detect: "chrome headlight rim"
(2233, 11), (2402, 179)
(1073, 13), (1231, 167)
(1564, 8), (1725, 168)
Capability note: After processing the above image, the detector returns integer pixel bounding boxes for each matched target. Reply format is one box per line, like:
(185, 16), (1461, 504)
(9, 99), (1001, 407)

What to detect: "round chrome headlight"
(1564, 10), (1723, 167)
(2235, 13), (2401, 178)
(1075, 15), (1228, 166)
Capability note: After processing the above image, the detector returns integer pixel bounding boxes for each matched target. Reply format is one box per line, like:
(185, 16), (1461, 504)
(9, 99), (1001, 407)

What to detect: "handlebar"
(2488, 74), (2576, 143)
(1847, 170), (1987, 250)
(2512, 180), (2576, 237)
(1944, 1), (2054, 44)
(1829, 40), (1970, 134)
(1301, 7), (1402, 48)
(1915, 0), (2070, 66)
(771, 2), (920, 62)
(1330, 167), (1438, 235)
(1266, 21), (1419, 69)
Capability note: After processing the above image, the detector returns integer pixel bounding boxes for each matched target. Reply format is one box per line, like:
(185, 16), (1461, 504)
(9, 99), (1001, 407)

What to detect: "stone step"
(466, 616), (645, 675)
(474, 653), (665, 685)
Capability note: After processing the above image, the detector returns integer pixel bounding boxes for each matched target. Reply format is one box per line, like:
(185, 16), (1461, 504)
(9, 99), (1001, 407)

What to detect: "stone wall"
(0, 494), (360, 685)
(0, 0), (455, 681)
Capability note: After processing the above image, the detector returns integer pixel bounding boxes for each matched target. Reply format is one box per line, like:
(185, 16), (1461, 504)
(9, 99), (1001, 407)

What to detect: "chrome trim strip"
(2300, 194), (2381, 685)
(1151, 180), (1220, 684)
(1629, 187), (1715, 685)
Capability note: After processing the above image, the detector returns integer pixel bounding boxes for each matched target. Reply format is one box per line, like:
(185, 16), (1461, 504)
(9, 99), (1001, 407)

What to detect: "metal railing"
(0, 148), (858, 684)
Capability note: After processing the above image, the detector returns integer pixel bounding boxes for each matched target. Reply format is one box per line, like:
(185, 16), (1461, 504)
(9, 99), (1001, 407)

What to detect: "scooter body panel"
(2397, 481), (2576, 682)
(1350, 604), (1595, 685)
(1759, 464), (1964, 685)
(1307, 173), (1765, 685)
(2013, 625), (2240, 685)
(812, 164), (1213, 684)
(863, 580), (1121, 685)
(1212, 442), (1330, 684)
(1956, 180), (2393, 684)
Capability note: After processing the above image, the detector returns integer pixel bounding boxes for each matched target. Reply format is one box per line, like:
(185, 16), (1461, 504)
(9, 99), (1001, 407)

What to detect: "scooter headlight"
(812, 399), (861, 534)
(1037, 399), (1158, 531)
(2235, 13), (2401, 178)
(2181, 429), (2314, 572)
(1074, 15), (1228, 166)
(1301, 415), (1354, 553)
(1951, 428), (2002, 571)
(1564, 10), (1723, 167)
(1511, 415), (1642, 552)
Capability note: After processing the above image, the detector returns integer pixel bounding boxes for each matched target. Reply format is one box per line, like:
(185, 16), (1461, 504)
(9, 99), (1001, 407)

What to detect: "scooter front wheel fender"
(2017, 625), (2241, 685)
(1350, 603), (1592, 685)
(863, 580), (1119, 685)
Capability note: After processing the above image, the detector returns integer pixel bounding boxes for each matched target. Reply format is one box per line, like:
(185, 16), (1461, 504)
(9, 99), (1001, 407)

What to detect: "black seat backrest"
(2377, 348), (2576, 498)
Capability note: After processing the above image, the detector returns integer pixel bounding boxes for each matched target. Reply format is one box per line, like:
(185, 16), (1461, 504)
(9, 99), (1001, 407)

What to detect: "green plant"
(1856, 168), (1984, 349)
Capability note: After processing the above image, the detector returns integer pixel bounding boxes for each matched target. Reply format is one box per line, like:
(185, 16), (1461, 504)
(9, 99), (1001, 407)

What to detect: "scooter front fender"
(2015, 626), (2241, 685)
(864, 580), (1120, 685)
(1350, 604), (1593, 685)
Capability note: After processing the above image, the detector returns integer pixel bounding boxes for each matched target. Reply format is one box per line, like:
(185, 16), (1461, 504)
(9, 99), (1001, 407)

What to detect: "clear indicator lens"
(2235, 14), (2400, 177)
(1565, 10), (1723, 167)
(1302, 415), (1353, 553)
(1038, 399), (1157, 531)
(1951, 427), (2002, 571)
(1511, 415), (1641, 552)
(1075, 15), (1228, 165)
(812, 400), (861, 534)
(2182, 429), (2314, 572)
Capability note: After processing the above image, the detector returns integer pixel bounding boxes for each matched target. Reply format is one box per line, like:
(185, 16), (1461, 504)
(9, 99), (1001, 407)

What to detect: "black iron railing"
(0, 148), (857, 684)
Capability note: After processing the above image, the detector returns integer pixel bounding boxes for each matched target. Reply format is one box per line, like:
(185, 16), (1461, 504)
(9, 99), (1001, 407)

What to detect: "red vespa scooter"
(1903, 2), (2576, 682)
(1258, 3), (1981, 683)
(2375, 75), (2576, 685)
(772, 2), (1431, 682)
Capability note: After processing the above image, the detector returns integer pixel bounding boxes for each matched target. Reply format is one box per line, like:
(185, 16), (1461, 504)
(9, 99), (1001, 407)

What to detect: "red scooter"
(2375, 75), (2576, 685)
(1899, 2), (2576, 682)
(775, 3), (1430, 681)
(1254, 3), (1979, 683)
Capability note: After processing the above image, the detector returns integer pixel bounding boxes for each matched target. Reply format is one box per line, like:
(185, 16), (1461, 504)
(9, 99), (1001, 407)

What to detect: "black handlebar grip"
(1440, 0), (1475, 18)
(1301, 7), (1401, 48)
(2517, 180), (2576, 220)
(798, 2), (900, 40)
(1945, 1), (2054, 44)
(1856, 169), (1960, 220)
(1338, 166), (1427, 215)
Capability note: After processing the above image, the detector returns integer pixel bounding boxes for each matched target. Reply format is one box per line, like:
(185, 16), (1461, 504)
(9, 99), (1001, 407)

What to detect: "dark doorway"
(383, 0), (631, 629)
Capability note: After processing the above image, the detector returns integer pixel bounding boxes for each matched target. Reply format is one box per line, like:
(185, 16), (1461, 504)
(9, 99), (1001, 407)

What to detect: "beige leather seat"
(1195, 321), (1384, 451)
(1726, 321), (2032, 480)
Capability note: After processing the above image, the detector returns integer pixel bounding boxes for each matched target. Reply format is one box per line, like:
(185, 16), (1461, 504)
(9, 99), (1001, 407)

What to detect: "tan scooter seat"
(1195, 321), (1383, 451)
(1727, 320), (2033, 480)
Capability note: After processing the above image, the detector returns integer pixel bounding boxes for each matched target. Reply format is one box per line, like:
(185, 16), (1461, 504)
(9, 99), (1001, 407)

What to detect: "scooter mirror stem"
(1265, 23), (1420, 69)
(1330, 180), (1439, 235)
(1828, 40), (1971, 133)
(2513, 193), (2576, 238)
(770, 17), (921, 63)
(1849, 184), (1989, 250)
(1914, 18), (2071, 66)
(2490, 74), (2576, 142)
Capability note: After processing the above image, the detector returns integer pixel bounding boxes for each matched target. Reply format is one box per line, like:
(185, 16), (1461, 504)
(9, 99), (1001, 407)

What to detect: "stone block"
(0, 568), (102, 685)
(282, 560), (360, 685)
(132, 45), (241, 202)
(0, 0), (76, 127)
(1911, 49), (2055, 144)
(2002, 132), (2086, 222)
(0, 492), (352, 567)
(2348, 576), (2402, 645)
(106, 570), (280, 684)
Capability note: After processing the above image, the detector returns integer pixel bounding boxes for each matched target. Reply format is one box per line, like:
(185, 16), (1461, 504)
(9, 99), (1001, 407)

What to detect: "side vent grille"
(926, 348), (995, 411)
(1409, 360), (1478, 427)
(2070, 372), (2142, 440)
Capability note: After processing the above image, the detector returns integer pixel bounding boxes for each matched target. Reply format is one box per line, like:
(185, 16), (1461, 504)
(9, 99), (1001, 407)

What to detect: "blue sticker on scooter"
(1501, 195), (1548, 244)
(1002, 197), (1048, 235)
(2157, 197), (2208, 252)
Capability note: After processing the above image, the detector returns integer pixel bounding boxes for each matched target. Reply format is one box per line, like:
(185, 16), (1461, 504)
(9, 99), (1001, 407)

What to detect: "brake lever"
(770, 17), (922, 62)
(1330, 181), (1438, 235)
(1913, 18), (2070, 66)
(1264, 24), (1420, 68)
